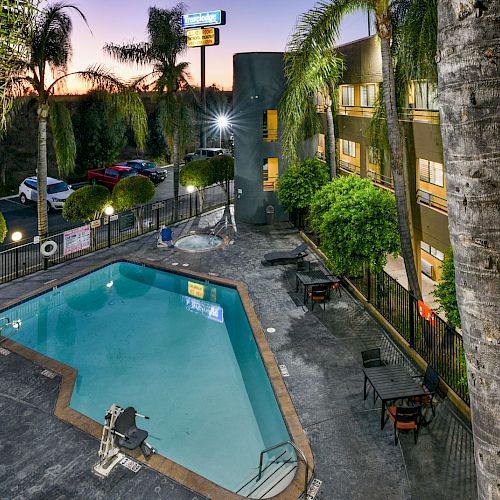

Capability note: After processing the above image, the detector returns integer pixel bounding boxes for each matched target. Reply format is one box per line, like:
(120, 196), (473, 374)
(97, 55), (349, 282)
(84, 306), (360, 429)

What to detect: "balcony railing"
(338, 105), (374, 117)
(337, 105), (440, 124)
(263, 127), (279, 142)
(417, 189), (448, 213)
(339, 160), (360, 176)
(368, 169), (394, 189)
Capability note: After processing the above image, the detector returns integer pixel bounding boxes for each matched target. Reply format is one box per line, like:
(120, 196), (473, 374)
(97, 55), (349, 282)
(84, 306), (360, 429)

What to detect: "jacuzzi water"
(175, 233), (224, 250)
(2, 262), (293, 492)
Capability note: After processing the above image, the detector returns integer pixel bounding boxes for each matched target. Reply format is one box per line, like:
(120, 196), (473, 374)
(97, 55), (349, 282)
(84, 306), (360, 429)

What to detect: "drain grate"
(279, 364), (289, 377)
(120, 457), (141, 473)
(0, 347), (10, 356)
(307, 478), (322, 499)
(41, 369), (56, 379)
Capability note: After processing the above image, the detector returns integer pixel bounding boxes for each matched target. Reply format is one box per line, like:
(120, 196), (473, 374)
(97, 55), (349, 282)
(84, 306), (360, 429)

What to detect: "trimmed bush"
(62, 185), (111, 222)
(179, 159), (212, 189)
(0, 211), (7, 243)
(112, 176), (155, 210)
(208, 155), (234, 186)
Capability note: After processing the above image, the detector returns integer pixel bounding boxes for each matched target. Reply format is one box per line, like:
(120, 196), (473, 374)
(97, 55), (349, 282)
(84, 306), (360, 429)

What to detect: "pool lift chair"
(93, 403), (156, 478)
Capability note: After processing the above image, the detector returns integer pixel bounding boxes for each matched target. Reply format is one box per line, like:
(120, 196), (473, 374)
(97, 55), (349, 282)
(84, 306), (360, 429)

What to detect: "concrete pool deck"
(0, 210), (477, 499)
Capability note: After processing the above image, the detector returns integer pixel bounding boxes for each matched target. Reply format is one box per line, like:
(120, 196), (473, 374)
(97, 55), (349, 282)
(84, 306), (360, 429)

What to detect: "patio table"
(363, 365), (427, 429)
(295, 270), (340, 305)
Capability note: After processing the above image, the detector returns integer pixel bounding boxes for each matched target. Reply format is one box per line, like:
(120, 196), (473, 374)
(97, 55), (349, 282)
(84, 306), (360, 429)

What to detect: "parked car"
(184, 148), (224, 163)
(122, 159), (166, 184)
(87, 165), (139, 190)
(19, 176), (74, 210)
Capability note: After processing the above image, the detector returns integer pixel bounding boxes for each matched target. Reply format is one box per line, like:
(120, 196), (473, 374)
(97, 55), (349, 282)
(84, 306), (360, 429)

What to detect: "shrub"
(208, 155), (234, 186)
(433, 247), (461, 328)
(0, 211), (6, 243)
(277, 158), (330, 211)
(179, 159), (212, 189)
(310, 176), (400, 275)
(62, 185), (111, 222)
(112, 176), (155, 210)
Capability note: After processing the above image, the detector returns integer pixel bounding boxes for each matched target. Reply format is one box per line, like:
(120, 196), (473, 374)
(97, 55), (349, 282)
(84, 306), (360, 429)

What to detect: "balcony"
(368, 169), (394, 190)
(417, 189), (448, 213)
(337, 105), (440, 125)
(263, 127), (279, 142)
(338, 105), (374, 118)
(339, 160), (360, 176)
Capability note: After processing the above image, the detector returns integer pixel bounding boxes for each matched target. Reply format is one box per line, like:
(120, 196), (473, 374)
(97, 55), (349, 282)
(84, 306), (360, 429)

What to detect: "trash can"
(266, 205), (275, 226)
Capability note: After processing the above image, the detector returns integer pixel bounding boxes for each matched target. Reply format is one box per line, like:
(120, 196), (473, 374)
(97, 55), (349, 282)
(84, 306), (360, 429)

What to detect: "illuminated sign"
(182, 10), (226, 29)
(188, 281), (206, 299)
(186, 28), (219, 48)
(183, 296), (224, 323)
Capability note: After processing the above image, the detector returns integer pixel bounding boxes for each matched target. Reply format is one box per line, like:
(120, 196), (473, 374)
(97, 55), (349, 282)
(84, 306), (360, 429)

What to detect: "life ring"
(40, 240), (58, 257)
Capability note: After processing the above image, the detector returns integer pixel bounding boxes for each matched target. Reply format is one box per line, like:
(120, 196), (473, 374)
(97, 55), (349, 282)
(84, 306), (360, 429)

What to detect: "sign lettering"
(186, 27), (219, 48)
(182, 10), (226, 29)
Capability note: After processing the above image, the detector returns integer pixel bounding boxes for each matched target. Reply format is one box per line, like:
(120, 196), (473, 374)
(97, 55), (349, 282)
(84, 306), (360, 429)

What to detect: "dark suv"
(123, 160), (167, 184)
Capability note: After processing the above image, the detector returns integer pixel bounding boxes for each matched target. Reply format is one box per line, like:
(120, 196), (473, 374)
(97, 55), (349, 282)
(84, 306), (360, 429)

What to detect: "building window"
(263, 110), (278, 142)
(263, 158), (278, 191)
(341, 139), (356, 158)
(341, 85), (355, 106)
(419, 158), (444, 187)
(414, 81), (438, 110)
(360, 84), (376, 107)
(421, 241), (444, 261)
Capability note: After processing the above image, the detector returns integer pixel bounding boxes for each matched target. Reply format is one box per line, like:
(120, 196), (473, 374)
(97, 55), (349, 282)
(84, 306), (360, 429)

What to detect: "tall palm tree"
(288, 0), (422, 299)
(0, 0), (38, 131)
(437, 2), (499, 498)
(105, 3), (192, 221)
(10, 2), (147, 239)
(280, 47), (343, 178)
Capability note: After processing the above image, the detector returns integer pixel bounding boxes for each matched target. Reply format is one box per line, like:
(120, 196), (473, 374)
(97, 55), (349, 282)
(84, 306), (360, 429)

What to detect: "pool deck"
(0, 209), (477, 499)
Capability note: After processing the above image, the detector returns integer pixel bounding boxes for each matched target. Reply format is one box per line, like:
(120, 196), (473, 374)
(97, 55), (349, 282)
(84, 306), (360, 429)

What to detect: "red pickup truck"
(87, 165), (139, 190)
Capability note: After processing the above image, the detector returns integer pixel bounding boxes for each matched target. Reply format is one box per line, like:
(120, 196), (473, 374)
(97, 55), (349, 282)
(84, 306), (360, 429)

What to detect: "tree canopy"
(433, 247), (461, 328)
(112, 176), (155, 210)
(62, 185), (111, 222)
(179, 159), (212, 189)
(310, 176), (400, 275)
(278, 158), (330, 211)
(0, 211), (7, 243)
(208, 155), (234, 186)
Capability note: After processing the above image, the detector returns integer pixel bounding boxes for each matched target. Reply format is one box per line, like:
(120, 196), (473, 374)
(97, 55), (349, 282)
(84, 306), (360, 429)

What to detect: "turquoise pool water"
(2, 262), (292, 492)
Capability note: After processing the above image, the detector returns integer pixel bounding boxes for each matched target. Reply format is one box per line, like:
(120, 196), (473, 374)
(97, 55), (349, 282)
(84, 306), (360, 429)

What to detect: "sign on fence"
(119, 211), (135, 231)
(63, 225), (91, 256)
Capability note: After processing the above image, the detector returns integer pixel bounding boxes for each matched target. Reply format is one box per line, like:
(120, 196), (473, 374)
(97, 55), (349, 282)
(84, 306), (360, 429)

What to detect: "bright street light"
(104, 206), (114, 216)
(11, 231), (23, 242)
(186, 185), (195, 193)
(216, 115), (230, 148)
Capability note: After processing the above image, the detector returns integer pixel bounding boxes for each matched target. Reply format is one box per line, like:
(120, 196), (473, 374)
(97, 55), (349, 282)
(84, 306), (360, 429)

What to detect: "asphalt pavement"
(0, 165), (189, 247)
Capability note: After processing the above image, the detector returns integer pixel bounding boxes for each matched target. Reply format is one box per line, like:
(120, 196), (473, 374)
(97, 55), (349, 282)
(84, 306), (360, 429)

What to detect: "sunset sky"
(64, 1), (371, 93)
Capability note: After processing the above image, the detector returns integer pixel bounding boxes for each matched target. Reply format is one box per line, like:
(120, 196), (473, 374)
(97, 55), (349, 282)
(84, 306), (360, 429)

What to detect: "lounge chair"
(262, 242), (309, 266)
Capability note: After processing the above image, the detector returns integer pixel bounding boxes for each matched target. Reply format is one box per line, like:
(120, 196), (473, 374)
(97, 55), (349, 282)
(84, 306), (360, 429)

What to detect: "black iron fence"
(349, 268), (469, 404)
(0, 183), (232, 286)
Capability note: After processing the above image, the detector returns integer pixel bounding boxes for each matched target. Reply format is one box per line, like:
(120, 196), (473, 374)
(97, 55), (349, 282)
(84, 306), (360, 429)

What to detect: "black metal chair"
(384, 405), (423, 445)
(307, 284), (330, 310)
(113, 407), (155, 458)
(361, 347), (384, 368)
(412, 364), (440, 416)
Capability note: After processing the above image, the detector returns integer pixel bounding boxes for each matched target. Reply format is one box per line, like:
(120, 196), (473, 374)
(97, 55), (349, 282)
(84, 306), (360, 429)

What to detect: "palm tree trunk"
(173, 127), (180, 222)
(376, 16), (422, 300)
(326, 105), (337, 178)
(37, 102), (49, 239)
(437, 3), (499, 498)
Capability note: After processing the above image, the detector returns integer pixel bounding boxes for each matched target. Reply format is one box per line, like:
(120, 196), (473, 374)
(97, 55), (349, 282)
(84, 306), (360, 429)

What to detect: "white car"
(19, 176), (74, 210)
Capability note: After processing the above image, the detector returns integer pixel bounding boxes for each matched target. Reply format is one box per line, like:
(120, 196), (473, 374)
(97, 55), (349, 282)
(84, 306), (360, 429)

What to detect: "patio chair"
(384, 405), (423, 445)
(412, 364), (440, 416)
(307, 284), (330, 311)
(113, 406), (155, 458)
(262, 242), (308, 266)
(361, 347), (384, 368)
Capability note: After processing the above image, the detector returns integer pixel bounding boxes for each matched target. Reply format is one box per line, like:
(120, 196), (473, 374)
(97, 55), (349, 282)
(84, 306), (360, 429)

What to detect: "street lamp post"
(216, 115), (229, 149)
(11, 231), (23, 279)
(104, 206), (114, 248)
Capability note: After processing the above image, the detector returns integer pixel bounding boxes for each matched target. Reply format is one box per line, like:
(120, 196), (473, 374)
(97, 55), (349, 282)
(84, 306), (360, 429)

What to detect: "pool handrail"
(258, 440), (310, 496)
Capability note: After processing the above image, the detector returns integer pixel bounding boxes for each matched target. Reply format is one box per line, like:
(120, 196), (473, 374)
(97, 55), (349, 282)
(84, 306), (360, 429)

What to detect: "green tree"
(433, 247), (461, 328)
(105, 3), (195, 222)
(310, 176), (400, 276)
(179, 159), (212, 210)
(286, 0), (424, 300)
(208, 155), (234, 202)
(112, 176), (155, 233)
(0, 211), (7, 243)
(278, 158), (330, 211)
(8, 2), (147, 239)
(146, 109), (168, 161)
(62, 185), (111, 222)
(72, 92), (127, 171)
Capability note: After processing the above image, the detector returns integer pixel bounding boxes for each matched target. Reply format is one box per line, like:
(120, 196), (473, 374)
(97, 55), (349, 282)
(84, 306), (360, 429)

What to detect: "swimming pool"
(2, 261), (295, 494)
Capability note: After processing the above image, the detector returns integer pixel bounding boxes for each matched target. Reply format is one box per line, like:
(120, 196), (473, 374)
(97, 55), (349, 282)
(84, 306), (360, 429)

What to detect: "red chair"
(384, 405), (423, 445)
(307, 284), (330, 310)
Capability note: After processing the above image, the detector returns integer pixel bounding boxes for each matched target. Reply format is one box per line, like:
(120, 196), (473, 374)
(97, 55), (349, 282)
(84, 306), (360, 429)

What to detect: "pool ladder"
(236, 440), (311, 499)
(0, 317), (22, 344)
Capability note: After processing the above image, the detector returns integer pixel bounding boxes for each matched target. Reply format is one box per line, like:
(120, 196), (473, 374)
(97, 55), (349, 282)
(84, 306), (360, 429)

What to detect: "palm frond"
(49, 100), (76, 176)
(75, 65), (126, 93)
(104, 42), (153, 66)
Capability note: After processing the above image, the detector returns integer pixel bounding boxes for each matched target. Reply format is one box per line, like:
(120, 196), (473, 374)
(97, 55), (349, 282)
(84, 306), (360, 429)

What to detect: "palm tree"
(105, 3), (193, 222)
(280, 47), (343, 178)
(287, 0), (422, 299)
(10, 2), (147, 239)
(436, 2), (499, 498)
